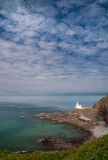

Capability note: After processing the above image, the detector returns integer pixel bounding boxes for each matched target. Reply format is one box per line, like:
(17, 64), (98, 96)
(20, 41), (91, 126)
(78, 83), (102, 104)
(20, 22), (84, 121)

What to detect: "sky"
(0, 0), (108, 94)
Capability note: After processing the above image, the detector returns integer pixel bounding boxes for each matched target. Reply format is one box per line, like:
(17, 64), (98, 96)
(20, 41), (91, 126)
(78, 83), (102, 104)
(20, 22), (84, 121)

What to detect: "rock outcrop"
(93, 95), (108, 125)
(40, 136), (86, 151)
(34, 113), (49, 119)
(40, 136), (71, 150)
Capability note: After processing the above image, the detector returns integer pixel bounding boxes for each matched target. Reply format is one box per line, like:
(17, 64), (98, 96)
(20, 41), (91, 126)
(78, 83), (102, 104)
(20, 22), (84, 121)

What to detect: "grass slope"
(0, 134), (108, 160)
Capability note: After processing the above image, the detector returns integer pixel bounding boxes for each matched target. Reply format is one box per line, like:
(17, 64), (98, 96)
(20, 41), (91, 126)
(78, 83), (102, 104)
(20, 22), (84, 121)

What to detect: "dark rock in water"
(41, 136), (63, 143)
(40, 136), (73, 151)
(19, 115), (26, 118)
(93, 95), (108, 125)
(40, 136), (90, 151)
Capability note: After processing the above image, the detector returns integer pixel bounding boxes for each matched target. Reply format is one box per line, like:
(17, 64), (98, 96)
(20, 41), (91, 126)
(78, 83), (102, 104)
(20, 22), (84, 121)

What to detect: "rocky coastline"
(34, 111), (93, 150)
(34, 95), (108, 151)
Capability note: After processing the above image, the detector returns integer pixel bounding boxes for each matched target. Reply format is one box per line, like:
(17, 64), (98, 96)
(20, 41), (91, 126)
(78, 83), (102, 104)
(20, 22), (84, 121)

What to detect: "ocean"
(0, 93), (106, 151)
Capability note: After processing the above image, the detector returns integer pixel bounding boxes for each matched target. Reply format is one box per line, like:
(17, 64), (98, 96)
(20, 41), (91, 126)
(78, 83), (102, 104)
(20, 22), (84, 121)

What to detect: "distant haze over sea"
(0, 92), (107, 96)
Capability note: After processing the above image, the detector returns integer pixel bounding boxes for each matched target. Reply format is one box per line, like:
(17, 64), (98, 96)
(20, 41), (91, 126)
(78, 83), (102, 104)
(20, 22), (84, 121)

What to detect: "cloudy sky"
(0, 0), (108, 93)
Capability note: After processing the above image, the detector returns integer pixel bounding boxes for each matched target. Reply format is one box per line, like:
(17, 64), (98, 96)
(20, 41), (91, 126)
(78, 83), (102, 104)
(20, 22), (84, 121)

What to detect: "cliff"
(93, 95), (108, 125)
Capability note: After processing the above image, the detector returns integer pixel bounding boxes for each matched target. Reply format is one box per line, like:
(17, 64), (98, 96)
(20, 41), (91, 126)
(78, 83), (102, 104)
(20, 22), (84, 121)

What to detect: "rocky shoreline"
(35, 110), (96, 132)
(34, 95), (108, 150)
(34, 111), (94, 150)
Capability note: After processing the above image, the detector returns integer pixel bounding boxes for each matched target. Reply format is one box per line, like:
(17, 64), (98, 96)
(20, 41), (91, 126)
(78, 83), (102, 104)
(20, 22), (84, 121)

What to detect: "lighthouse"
(75, 102), (82, 109)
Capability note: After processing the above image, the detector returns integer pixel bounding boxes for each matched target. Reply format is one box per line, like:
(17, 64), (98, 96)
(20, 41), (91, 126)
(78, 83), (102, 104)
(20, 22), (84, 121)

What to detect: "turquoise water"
(0, 93), (106, 151)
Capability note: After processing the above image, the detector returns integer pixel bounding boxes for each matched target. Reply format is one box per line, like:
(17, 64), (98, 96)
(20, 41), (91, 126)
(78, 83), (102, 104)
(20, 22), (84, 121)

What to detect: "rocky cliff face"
(93, 95), (108, 125)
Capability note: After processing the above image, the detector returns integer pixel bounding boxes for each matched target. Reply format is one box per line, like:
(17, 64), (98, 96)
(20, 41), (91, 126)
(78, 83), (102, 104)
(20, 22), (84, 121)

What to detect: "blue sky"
(0, 0), (108, 93)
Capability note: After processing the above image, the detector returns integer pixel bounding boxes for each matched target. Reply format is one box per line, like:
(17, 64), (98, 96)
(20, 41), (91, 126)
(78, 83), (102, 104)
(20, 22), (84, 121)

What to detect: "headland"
(34, 95), (108, 150)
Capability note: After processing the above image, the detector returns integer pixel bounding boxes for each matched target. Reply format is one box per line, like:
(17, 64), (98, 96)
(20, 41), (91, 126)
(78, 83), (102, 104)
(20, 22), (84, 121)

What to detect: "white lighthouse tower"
(75, 102), (82, 109)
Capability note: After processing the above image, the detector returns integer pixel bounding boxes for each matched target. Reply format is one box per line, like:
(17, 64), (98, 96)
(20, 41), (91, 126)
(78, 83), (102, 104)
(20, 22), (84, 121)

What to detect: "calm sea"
(0, 93), (106, 151)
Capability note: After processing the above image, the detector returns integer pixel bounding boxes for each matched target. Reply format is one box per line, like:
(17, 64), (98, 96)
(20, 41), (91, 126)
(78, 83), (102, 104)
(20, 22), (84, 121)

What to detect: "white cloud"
(0, 0), (108, 93)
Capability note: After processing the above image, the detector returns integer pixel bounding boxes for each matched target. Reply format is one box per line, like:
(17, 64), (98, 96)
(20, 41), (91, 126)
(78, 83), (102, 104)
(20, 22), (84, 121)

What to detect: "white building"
(75, 102), (82, 109)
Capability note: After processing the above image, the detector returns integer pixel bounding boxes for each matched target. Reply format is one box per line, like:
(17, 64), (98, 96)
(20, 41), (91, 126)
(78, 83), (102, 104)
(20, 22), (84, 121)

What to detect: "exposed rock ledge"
(35, 111), (94, 131)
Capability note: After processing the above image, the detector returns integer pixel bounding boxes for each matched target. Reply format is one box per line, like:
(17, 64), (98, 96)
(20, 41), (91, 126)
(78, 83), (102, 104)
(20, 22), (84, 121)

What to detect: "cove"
(0, 115), (88, 152)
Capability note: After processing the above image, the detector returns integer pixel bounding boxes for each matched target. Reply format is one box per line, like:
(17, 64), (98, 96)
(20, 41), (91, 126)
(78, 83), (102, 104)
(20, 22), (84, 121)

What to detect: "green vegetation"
(0, 134), (108, 160)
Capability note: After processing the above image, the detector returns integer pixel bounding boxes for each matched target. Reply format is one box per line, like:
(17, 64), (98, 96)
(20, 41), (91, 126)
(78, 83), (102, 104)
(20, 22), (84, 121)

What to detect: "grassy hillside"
(0, 134), (108, 160)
